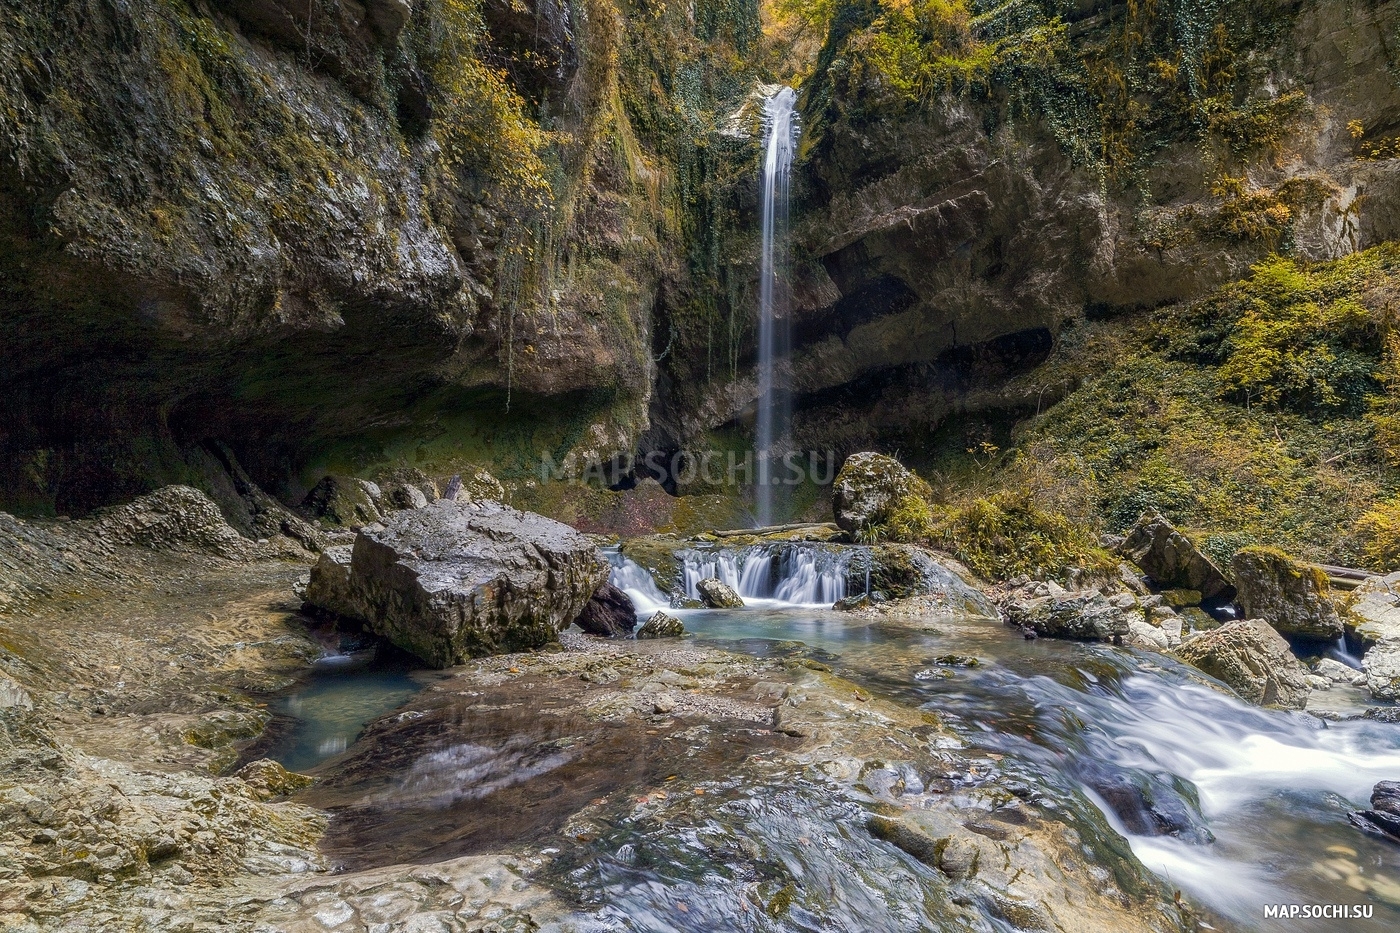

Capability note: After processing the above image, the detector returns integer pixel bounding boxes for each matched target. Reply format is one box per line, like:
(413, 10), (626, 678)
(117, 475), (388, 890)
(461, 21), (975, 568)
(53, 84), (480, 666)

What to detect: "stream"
(266, 547), (1400, 931)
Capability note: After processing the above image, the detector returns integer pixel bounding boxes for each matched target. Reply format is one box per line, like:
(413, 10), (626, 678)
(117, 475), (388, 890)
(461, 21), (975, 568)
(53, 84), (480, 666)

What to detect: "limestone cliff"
(0, 0), (760, 513)
(654, 0), (1400, 461)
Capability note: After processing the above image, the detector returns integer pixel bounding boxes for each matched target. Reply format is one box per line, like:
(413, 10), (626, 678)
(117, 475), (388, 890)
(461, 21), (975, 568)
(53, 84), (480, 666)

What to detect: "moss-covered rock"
(1119, 512), (1234, 600)
(302, 475), (384, 527)
(1231, 545), (1343, 640)
(831, 452), (934, 541)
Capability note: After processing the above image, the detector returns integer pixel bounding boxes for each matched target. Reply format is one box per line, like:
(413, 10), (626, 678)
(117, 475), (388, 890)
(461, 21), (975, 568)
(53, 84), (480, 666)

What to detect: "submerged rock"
(1231, 546), (1342, 640)
(1174, 619), (1311, 709)
(94, 485), (251, 559)
(302, 475), (384, 527)
(831, 452), (932, 536)
(637, 610), (686, 638)
(696, 577), (745, 608)
(1118, 511), (1233, 600)
(573, 583), (638, 638)
(302, 500), (609, 666)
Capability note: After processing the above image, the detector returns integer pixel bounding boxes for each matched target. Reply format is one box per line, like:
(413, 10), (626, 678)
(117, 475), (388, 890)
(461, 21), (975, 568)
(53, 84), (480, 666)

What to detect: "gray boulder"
(94, 485), (250, 559)
(831, 452), (931, 536)
(303, 500), (609, 666)
(1364, 641), (1400, 701)
(637, 611), (686, 638)
(1341, 573), (1400, 700)
(696, 577), (744, 608)
(1231, 547), (1342, 640)
(1174, 619), (1311, 709)
(1118, 511), (1233, 600)
(302, 545), (358, 619)
(1002, 590), (1130, 642)
(1346, 572), (1400, 646)
(573, 583), (638, 638)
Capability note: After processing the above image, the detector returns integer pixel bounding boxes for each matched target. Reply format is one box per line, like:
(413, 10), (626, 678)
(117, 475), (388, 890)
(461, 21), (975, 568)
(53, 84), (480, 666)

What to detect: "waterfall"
(603, 549), (671, 616)
(755, 87), (799, 527)
(676, 543), (847, 607)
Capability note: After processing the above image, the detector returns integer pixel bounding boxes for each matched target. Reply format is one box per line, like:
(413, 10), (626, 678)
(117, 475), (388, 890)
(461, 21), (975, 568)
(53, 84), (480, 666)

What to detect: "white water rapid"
(755, 87), (798, 527)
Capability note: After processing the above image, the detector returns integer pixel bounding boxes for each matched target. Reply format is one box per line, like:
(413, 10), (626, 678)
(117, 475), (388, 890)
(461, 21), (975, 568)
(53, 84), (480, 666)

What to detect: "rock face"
(831, 452), (931, 535)
(302, 475), (384, 527)
(1364, 642), (1400, 701)
(637, 611), (686, 638)
(93, 486), (251, 560)
(573, 583), (638, 638)
(1174, 619), (1311, 709)
(1231, 547), (1342, 640)
(1341, 573), (1400, 700)
(696, 577), (745, 608)
(302, 501), (609, 666)
(1118, 512), (1234, 600)
(1348, 781), (1400, 845)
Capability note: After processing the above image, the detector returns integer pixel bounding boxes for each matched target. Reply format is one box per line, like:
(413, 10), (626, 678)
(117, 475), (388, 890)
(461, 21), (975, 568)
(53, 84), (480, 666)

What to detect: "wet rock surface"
(303, 500), (609, 666)
(695, 576), (745, 608)
(637, 610), (686, 638)
(1174, 619), (1312, 709)
(573, 582), (638, 637)
(1349, 780), (1400, 845)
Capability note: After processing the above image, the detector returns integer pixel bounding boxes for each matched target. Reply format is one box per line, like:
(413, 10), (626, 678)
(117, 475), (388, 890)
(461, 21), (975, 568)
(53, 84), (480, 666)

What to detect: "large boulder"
(831, 452), (932, 537)
(1363, 641), (1400, 701)
(1340, 573), (1400, 700)
(94, 485), (250, 559)
(302, 475), (384, 527)
(1345, 572), (1400, 647)
(302, 500), (609, 666)
(696, 578), (744, 608)
(1173, 619), (1311, 709)
(1230, 546), (1342, 640)
(1001, 589), (1131, 642)
(573, 583), (638, 638)
(1118, 512), (1234, 600)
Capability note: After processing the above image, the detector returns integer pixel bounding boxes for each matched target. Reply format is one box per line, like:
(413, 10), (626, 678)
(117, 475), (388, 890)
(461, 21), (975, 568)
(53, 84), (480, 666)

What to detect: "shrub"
(1356, 499), (1400, 572)
(934, 490), (1114, 581)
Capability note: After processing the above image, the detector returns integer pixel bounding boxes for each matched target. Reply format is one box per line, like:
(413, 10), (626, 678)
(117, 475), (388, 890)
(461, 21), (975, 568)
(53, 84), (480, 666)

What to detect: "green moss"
(952, 243), (1400, 568)
(934, 489), (1114, 581)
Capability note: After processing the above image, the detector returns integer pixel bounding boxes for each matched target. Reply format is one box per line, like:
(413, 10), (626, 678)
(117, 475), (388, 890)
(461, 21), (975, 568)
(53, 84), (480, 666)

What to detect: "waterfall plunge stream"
(755, 88), (798, 527)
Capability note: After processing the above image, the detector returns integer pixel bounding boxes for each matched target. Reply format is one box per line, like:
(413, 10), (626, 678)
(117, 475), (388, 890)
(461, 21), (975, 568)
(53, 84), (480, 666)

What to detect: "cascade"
(755, 88), (799, 527)
(608, 543), (849, 609)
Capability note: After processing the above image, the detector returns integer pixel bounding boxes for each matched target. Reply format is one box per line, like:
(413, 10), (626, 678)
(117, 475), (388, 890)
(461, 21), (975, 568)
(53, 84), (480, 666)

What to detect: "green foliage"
(958, 243), (1400, 567)
(803, 0), (1307, 217)
(934, 490), (1114, 581)
(1357, 498), (1400, 572)
(1195, 249), (1399, 414)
